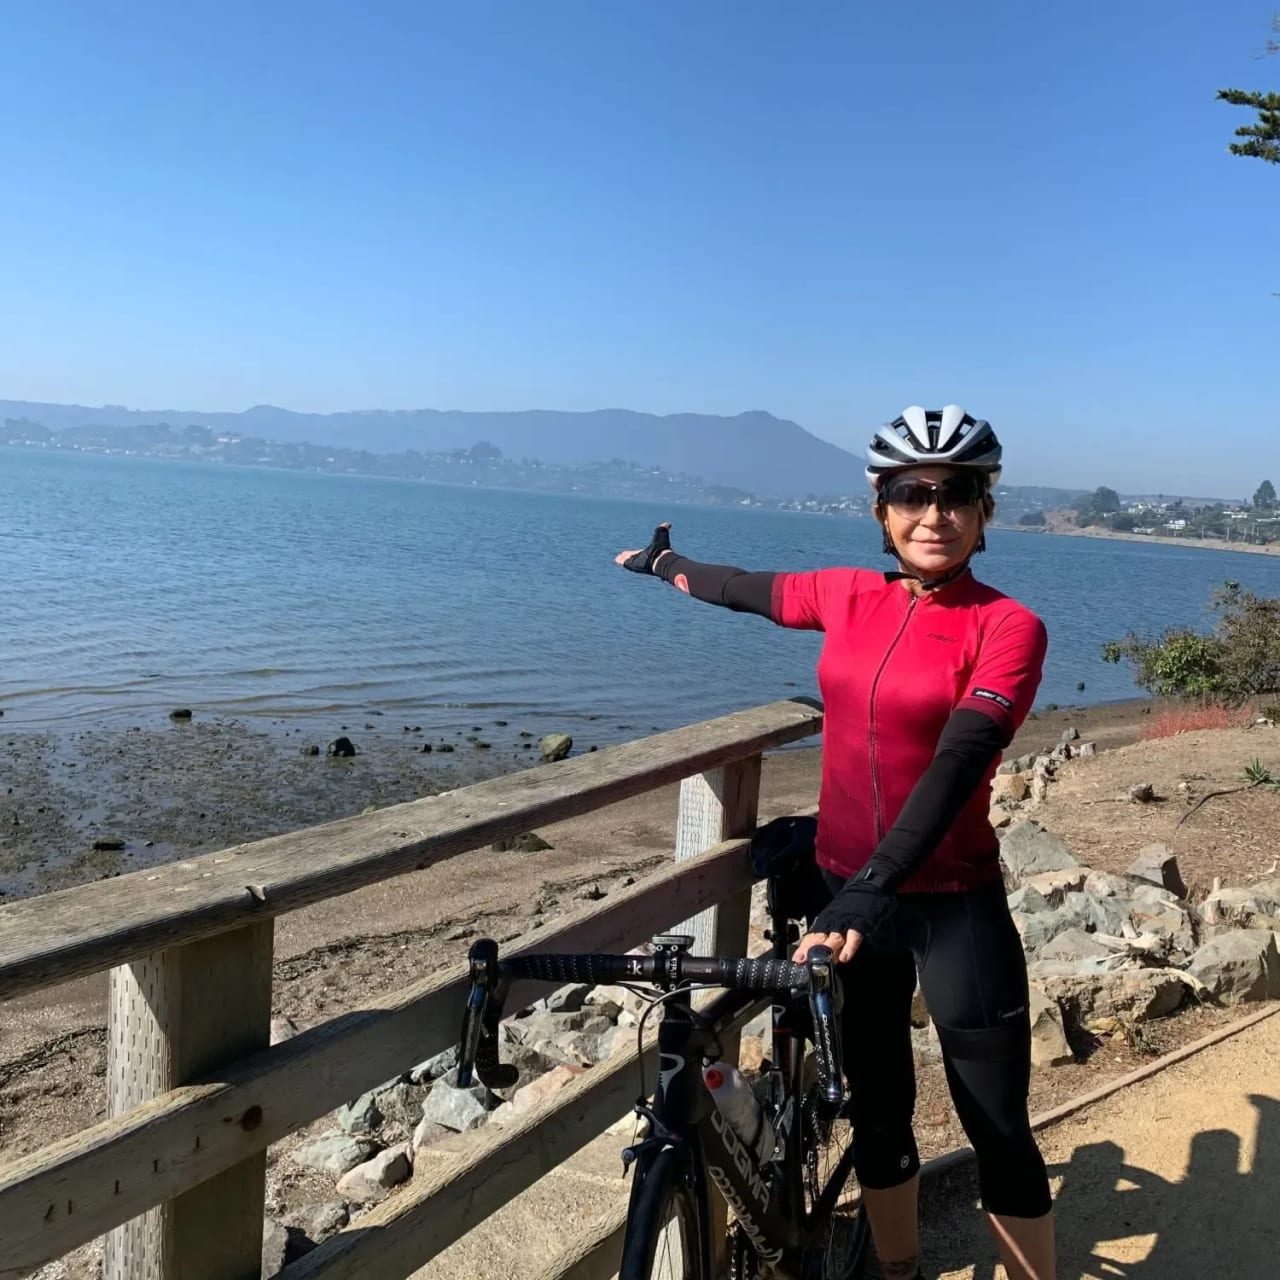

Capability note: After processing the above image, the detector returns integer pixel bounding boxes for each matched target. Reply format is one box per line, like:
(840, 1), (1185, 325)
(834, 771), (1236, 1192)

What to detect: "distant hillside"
(0, 400), (861, 499)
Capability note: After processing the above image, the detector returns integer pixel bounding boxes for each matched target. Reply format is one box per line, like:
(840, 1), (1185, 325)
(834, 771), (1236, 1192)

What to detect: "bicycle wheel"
(619, 1146), (706, 1280)
(799, 1058), (870, 1279)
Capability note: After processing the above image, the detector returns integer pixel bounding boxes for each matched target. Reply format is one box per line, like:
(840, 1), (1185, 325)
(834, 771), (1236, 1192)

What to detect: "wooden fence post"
(674, 754), (761, 1275)
(103, 921), (274, 1280)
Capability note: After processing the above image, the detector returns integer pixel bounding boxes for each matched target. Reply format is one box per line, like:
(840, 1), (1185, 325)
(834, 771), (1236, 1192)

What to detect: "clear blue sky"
(1, 1), (1276, 495)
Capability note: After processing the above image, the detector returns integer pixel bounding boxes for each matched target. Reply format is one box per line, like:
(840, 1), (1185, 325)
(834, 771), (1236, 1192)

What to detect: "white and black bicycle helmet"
(865, 405), (1003, 490)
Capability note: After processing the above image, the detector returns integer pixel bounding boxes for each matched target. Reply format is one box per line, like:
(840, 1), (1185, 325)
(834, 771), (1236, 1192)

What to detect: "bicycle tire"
(798, 1047), (870, 1279)
(619, 1146), (706, 1280)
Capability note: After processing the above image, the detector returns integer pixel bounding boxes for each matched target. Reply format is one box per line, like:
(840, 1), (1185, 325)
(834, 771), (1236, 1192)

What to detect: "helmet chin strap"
(881, 527), (986, 593)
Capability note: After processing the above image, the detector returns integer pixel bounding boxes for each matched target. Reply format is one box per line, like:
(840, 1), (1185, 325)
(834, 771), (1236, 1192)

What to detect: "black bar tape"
(508, 954), (652, 985)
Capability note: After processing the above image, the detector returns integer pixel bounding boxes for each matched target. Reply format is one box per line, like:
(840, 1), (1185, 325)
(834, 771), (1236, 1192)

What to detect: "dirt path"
(918, 1010), (1280, 1279)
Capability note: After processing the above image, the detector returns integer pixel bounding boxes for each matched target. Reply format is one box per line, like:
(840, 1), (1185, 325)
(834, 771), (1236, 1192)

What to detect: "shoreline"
(0, 695), (1153, 903)
(996, 522), (1280, 558)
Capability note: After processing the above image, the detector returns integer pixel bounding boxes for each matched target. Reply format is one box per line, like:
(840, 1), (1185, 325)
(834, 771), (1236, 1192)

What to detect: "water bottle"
(703, 1061), (775, 1162)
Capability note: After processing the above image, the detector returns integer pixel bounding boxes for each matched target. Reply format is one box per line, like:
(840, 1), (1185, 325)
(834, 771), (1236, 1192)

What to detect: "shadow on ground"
(917, 1095), (1280, 1279)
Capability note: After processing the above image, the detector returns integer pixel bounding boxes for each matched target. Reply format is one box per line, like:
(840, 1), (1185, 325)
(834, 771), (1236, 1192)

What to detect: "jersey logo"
(926, 632), (958, 644)
(673, 573), (690, 594)
(970, 687), (1014, 711)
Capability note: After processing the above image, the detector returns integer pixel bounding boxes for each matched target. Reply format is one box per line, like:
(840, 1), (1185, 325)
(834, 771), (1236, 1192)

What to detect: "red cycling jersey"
(771, 568), (1047, 893)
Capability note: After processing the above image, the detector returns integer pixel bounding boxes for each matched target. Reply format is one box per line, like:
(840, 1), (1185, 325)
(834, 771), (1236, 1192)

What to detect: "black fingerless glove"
(621, 524), (674, 575)
(810, 868), (896, 939)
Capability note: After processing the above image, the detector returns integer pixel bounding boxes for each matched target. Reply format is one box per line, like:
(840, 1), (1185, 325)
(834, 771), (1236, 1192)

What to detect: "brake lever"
(457, 938), (500, 1089)
(804, 945), (845, 1108)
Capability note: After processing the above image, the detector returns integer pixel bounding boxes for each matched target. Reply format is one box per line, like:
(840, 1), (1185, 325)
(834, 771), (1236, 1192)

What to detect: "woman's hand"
(615, 522), (675, 575)
(793, 929), (863, 965)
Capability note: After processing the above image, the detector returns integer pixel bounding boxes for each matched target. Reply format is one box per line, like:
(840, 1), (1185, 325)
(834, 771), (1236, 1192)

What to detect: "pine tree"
(1217, 16), (1279, 163)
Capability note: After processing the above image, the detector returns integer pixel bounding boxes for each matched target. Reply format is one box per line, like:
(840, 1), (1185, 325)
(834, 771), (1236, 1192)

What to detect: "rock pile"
(270, 979), (651, 1270)
(997, 817), (1280, 1067)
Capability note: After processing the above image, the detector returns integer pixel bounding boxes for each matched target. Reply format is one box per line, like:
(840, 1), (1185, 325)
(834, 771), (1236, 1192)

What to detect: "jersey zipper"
(869, 592), (919, 840)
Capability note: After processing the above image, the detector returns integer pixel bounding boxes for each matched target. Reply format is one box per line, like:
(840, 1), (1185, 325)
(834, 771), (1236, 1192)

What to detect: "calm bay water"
(5, 448), (1280, 742)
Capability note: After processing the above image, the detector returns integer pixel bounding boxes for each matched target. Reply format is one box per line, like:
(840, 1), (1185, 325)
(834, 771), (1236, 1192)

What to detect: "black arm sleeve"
(656, 554), (778, 620)
(811, 708), (1009, 937)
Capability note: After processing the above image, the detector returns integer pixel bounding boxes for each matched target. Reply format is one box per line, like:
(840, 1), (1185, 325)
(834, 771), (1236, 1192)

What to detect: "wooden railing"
(0, 697), (823, 1280)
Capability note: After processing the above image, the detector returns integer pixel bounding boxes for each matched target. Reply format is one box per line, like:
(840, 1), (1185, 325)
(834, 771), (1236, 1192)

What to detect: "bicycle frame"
(623, 916), (842, 1277)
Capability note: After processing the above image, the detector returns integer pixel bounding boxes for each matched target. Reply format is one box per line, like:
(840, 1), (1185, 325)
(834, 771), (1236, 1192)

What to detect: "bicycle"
(456, 831), (870, 1279)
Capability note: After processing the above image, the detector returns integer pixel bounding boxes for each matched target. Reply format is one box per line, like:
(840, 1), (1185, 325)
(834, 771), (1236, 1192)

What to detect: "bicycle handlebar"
(456, 938), (845, 1107)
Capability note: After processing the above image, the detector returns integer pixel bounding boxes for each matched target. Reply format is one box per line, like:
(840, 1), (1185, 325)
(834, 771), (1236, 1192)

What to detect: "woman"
(616, 406), (1054, 1280)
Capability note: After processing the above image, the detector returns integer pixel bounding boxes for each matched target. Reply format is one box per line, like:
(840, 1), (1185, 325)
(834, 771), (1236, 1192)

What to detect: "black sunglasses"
(882, 475), (986, 514)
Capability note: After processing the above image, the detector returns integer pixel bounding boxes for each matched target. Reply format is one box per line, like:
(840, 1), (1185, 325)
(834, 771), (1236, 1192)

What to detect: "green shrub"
(1103, 582), (1280, 703)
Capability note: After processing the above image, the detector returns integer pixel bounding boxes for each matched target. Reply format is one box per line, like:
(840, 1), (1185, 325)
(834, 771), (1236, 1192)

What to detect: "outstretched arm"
(616, 523), (779, 620)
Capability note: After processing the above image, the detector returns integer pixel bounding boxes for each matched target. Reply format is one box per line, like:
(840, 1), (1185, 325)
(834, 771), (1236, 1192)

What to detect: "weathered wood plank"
(0, 839), (760, 1277)
(103, 922), (274, 1280)
(281, 999), (765, 1279)
(674, 755), (760, 1272)
(674, 755), (762, 954)
(0, 699), (820, 1000)
(525, 1203), (628, 1280)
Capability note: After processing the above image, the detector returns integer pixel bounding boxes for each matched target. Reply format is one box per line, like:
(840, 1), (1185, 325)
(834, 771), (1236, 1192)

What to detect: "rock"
(1015, 903), (1094, 957)
(409, 1045), (458, 1085)
(270, 1015), (300, 1046)
(490, 832), (553, 853)
(374, 1081), (429, 1129)
(336, 1091), (383, 1135)
(1039, 928), (1122, 964)
(539, 733), (573, 762)
(420, 1076), (497, 1131)
(910, 983), (930, 1027)
(1021, 868), (1088, 903)
(335, 1145), (412, 1203)
(1186, 932), (1280, 1005)
(991, 774), (1030, 805)
(512, 1009), (612, 1042)
(92, 838), (126, 852)
(532, 1027), (615, 1066)
(1083, 869), (1133, 898)
(1128, 901), (1195, 954)
(293, 1132), (378, 1177)
(262, 1216), (290, 1277)
(437, 742), (455, 753)
(1029, 773), (1051, 805)
(281, 1201), (349, 1256)
(1077, 741), (1098, 757)
(1006, 885), (1051, 914)
(489, 1043), (561, 1093)
(989, 804), (1013, 830)
(738, 1033), (767, 1074)
(1127, 783), (1156, 804)
(510, 1063), (589, 1113)
(1029, 968), (1186, 1031)
(996, 760), (1021, 776)
(300, 744), (320, 757)
(999, 821), (1079, 887)
(1199, 886), (1280, 930)
(1028, 987), (1074, 1067)
(1126, 845), (1188, 899)
(1061, 726), (1079, 742)
(169, 708), (193, 721)
(586, 984), (643, 1019)
(412, 1117), (455, 1152)
(545, 983), (592, 1014)
(327, 736), (358, 758)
